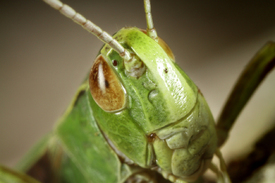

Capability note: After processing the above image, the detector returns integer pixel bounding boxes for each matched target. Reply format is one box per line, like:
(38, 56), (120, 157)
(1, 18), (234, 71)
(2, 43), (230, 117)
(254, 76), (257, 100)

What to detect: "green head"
(89, 27), (217, 181)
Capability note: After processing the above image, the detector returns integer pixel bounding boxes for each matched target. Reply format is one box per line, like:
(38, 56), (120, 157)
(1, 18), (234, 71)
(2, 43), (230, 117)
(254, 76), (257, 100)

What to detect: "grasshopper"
(1, 0), (275, 183)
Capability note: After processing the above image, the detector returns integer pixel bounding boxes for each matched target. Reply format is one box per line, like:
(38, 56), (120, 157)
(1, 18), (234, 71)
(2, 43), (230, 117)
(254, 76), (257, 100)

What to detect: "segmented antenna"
(43, 0), (131, 62)
(144, 0), (158, 42)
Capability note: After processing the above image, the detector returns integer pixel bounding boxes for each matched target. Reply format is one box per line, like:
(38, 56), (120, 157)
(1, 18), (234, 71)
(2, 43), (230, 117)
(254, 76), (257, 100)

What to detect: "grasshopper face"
(89, 27), (217, 181)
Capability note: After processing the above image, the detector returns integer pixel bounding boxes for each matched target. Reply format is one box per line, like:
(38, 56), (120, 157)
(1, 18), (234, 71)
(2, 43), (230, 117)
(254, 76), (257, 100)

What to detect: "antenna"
(43, 0), (131, 62)
(144, 0), (158, 42)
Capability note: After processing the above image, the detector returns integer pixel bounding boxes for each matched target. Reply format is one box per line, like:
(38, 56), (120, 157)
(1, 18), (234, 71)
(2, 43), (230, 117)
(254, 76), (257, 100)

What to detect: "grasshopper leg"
(215, 149), (232, 183)
(209, 162), (225, 183)
(216, 41), (275, 147)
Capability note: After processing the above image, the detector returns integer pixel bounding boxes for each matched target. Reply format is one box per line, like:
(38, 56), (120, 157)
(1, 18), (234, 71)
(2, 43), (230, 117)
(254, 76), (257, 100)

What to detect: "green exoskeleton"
(1, 0), (275, 183)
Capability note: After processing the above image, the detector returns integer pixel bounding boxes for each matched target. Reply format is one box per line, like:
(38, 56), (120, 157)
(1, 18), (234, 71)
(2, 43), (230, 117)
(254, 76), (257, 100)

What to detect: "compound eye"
(89, 55), (126, 112)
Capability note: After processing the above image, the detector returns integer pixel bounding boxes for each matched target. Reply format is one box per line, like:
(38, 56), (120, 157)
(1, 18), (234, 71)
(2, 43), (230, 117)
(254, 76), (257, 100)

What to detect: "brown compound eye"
(89, 55), (126, 112)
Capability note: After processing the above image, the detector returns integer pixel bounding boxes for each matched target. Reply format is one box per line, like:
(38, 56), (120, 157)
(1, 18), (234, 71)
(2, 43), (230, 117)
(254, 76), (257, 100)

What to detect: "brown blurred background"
(1, 0), (275, 170)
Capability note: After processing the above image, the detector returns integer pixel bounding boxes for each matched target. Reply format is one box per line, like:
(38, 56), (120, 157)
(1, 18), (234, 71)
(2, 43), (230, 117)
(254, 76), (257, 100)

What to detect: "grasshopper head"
(89, 27), (217, 182)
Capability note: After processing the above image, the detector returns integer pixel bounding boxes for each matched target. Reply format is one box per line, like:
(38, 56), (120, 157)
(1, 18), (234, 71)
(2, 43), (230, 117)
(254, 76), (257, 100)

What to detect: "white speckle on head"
(98, 63), (106, 94)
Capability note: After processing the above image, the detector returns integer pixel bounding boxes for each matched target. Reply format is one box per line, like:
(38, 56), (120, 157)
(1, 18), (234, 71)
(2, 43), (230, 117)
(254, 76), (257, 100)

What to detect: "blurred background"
(1, 0), (275, 171)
